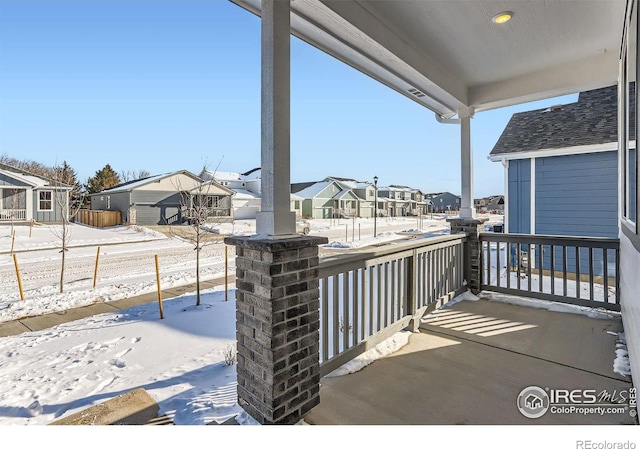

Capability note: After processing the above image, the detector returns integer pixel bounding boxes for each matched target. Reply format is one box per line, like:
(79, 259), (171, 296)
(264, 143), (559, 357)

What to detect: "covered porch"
(0, 187), (28, 221)
(223, 0), (637, 426)
(306, 295), (633, 425)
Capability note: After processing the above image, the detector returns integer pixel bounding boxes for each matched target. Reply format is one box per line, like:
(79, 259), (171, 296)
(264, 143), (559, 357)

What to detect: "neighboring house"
(475, 195), (505, 213)
(378, 185), (429, 216)
(291, 180), (358, 219)
(426, 192), (461, 213)
(0, 163), (71, 223)
(378, 186), (410, 216)
(325, 177), (376, 218)
(290, 193), (303, 219)
(204, 167), (301, 219)
(89, 170), (234, 226)
(489, 85), (618, 239)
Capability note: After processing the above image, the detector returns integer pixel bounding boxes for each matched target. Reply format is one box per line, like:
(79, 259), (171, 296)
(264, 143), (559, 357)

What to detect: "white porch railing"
(318, 233), (467, 377)
(0, 209), (26, 221)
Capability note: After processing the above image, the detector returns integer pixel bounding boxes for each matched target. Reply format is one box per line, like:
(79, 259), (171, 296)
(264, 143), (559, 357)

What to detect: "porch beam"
(256, 0), (296, 238)
(459, 107), (474, 219)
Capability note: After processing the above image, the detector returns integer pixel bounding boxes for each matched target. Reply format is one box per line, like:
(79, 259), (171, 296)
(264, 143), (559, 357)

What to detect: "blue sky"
(0, 0), (578, 198)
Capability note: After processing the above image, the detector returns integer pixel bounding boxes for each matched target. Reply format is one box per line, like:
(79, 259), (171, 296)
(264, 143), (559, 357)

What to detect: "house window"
(622, 2), (638, 230)
(38, 191), (53, 211)
(205, 196), (220, 208)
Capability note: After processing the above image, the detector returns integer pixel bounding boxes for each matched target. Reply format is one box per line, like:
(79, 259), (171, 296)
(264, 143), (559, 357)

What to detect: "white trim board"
(488, 142), (623, 162)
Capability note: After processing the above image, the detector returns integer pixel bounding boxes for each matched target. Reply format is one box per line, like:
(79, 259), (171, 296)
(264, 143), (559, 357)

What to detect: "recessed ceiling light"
(492, 11), (513, 24)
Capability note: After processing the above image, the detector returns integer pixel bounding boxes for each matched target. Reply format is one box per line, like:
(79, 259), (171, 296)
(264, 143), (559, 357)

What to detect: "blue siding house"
(489, 85), (619, 239)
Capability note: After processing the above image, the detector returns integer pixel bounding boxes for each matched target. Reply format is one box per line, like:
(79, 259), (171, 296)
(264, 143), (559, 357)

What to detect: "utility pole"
(373, 175), (378, 238)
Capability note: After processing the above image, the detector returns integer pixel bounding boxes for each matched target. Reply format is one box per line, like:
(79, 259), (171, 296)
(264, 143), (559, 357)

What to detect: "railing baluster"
(603, 248), (609, 305)
(321, 277), (328, 363)
(550, 245), (555, 295)
(538, 244), (543, 293)
(527, 243), (532, 292)
(391, 260), (397, 322)
(332, 274), (339, 357)
(496, 241), (501, 287)
(377, 264), (382, 332)
(369, 266), (374, 337)
(485, 240), (490, 287)
(343, 270), (350, 351)
(589, 247), (594, 301)
(563, 245), (568, 297)
(516, 243), (521, 290)
(361, 268), (367, 341)
(353, 269), (359, 345)
(575, 247), (580, 300)
(506, 243), (511, 289)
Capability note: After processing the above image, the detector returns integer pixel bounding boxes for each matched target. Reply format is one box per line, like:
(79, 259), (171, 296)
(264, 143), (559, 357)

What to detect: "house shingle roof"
(490, 85), (623, 157)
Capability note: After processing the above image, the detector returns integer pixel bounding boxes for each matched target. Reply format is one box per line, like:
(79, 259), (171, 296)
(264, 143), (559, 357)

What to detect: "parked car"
(296, 220), (310, 235)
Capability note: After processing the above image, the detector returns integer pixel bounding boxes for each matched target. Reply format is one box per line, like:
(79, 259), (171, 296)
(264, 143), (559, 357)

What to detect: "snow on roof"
(334, 189), (356, 200)
(295, 181), (334, 198)
(290, 193), (304, 201)
(204, 169), (261, 182)
(231, 188), (260, 199)
(96, 171), (203, 194)
(206, 171), (242, 182)
(99, 173), (174, 193)
(0, 169), (49, 187)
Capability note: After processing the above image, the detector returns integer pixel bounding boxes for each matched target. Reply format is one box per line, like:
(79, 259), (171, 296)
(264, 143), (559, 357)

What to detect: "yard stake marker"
(29, 219), (33, 238)
(13, 253), (24, 301)
(155, 255), (164, 319)
(225, 245), (228, 301)
(93, 246), (101, 288)
(10, 230), (16, 255)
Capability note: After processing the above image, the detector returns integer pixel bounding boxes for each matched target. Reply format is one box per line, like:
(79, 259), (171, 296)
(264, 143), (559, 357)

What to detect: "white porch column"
(459, 107), (475, 219)
(25, 188), (33, 221)
(256, 0), (296, 238)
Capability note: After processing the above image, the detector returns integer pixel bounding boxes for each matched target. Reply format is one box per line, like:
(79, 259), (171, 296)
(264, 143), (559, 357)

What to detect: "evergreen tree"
(86, 164), (121, 194)
(55, 161), (84, 209)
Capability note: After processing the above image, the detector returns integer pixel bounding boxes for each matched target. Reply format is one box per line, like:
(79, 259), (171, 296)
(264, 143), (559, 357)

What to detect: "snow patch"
(481, 292), (619, 320)
(325, 331), (412, 378)
(613, 332), (632, 377)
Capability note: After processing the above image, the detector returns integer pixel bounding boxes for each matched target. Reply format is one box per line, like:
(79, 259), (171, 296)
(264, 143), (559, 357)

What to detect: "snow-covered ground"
(0, 239), (633, 449)
(0, 216), (503, 324)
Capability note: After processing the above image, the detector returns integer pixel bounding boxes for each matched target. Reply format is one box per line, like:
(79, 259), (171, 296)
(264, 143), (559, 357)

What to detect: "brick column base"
(224, 235), (328, 425)
(447, 217), (488, 294)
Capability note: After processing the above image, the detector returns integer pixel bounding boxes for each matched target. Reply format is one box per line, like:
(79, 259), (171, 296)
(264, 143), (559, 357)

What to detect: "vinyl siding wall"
(34, 190), (67, 222)
(535, 152), (618, 238)
(507, 159), (531, 234)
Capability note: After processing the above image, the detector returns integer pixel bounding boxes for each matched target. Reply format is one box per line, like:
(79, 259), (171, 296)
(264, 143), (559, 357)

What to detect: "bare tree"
(120, 169), (151, 183)
(170, 164), (229, 306)
(50, 162), (86, 293)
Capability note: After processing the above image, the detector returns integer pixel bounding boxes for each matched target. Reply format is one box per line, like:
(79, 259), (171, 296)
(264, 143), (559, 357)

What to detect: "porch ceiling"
(231, 0), (625, 116)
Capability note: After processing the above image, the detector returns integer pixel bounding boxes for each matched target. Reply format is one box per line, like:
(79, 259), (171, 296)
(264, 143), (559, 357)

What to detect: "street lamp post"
(373, 175), (378, 238)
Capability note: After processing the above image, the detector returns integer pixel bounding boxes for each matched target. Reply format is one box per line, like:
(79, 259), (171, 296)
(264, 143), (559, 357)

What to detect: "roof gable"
(94, 170), (203, 194)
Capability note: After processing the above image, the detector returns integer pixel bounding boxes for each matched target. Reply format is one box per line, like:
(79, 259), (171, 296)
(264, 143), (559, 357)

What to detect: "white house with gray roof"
(89, 170), (234, 225)
(489, 85), (619, 239)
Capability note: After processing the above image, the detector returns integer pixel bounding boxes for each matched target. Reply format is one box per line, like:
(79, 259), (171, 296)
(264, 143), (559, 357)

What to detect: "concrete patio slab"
(305, 299), (635, 425)
(421, 297), (626, 381)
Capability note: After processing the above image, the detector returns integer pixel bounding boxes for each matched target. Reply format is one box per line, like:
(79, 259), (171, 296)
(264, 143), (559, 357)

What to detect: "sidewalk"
(0, 274), (236, 338)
